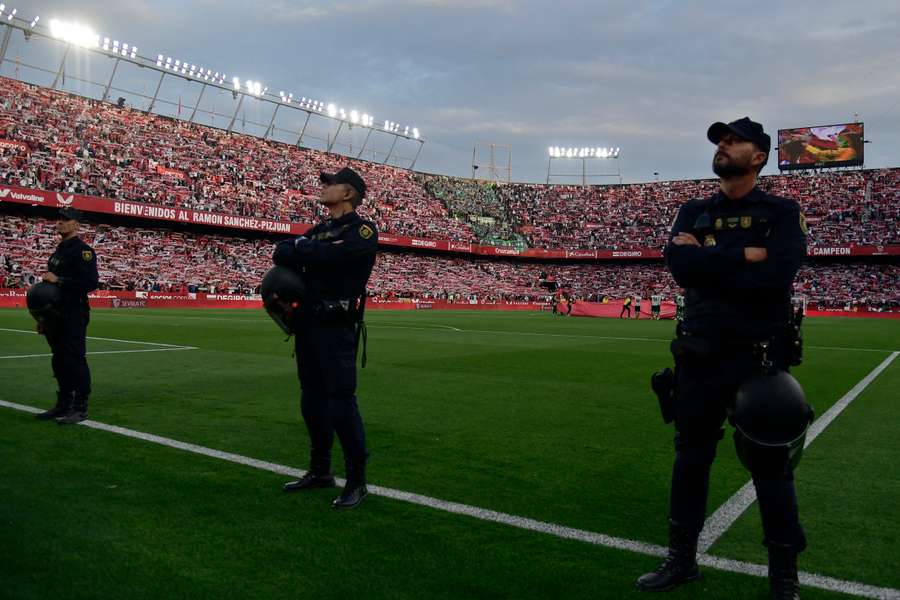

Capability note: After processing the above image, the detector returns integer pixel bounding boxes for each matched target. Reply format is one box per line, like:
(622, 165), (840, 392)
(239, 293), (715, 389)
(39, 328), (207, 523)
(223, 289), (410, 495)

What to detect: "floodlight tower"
(546, 146), (622, 185)
(471, 142), (511, 183)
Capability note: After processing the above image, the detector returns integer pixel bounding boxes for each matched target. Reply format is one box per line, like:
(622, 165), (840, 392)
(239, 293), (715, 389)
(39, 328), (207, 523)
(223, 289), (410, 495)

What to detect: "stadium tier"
(2, 215), (897, 312)
(1, 76), (898, 257)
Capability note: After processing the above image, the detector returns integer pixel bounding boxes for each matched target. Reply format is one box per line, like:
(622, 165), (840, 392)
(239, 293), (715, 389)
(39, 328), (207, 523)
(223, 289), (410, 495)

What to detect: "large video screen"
(777, 123), (864, 170)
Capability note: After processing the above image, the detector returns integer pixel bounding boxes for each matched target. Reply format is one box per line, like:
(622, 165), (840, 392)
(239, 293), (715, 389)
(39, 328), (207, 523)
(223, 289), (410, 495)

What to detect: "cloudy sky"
(8, 1), (900, 183)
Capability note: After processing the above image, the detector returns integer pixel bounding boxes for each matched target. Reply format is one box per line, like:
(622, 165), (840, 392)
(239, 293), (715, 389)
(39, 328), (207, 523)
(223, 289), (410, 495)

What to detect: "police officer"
(636, 118), (807, 599)
(273, 166), (377, 510)
(35, 207), (99, 424)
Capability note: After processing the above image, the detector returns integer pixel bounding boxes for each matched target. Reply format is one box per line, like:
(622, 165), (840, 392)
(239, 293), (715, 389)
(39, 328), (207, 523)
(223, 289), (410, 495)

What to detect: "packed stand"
(0, 76), (896, 250)
(0, 77), (476, 243)
(2, 215), (896, 311)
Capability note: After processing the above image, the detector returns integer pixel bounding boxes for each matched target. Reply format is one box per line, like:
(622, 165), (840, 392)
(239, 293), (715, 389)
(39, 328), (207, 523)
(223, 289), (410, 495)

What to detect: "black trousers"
(44, 308), (91, 396)
(669, 352), (806, 552)
(294, 321), (367, 483)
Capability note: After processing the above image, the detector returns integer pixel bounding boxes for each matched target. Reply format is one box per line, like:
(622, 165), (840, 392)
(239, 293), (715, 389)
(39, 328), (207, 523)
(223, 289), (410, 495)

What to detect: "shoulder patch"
(82, 250), (93, 261)
(359, 224), (374, 240)
(799, 212), (808, 235)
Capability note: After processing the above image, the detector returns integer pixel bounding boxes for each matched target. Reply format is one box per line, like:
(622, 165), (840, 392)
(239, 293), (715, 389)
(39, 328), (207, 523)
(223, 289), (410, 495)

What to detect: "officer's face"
(56, 218), (77, 236)
(713, 133), (766, 177)
(320, 182), (354, 206)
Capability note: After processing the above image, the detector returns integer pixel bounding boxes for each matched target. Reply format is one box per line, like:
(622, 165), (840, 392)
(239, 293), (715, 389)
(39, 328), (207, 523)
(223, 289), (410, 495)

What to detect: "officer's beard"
(712, 157), (752, 179)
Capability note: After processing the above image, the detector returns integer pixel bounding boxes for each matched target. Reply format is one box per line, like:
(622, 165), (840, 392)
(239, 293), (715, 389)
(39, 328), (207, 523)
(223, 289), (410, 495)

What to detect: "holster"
(651, 368), (676, 424)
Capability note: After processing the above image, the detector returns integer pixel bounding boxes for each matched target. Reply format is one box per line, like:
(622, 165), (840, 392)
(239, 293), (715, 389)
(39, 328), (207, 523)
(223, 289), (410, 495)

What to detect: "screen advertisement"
(777, 123), (863, 170)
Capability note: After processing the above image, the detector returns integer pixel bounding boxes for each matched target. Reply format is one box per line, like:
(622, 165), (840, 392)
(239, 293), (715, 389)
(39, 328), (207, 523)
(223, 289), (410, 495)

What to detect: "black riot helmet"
(260, 266), (308, 334)
(26, 281), (63, 326)
(731, 370), (814, 472)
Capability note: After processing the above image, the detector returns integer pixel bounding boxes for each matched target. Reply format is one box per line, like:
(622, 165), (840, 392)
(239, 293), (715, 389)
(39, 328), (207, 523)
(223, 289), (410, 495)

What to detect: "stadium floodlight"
(48, 19), (100, 48)
(30, 14), (39, 28)
(165, 57), (172, 69)
(6, 7), (15, 20)
(245, 80), (263, 96)
(350, 110), (359, 124)
(327, 103), (338, 117)
(156, 54), (163, 67)
(232, 76), (240, 90)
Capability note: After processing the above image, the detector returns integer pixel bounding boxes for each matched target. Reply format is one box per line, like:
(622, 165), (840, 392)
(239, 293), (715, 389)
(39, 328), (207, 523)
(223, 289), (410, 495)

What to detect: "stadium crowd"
(2, 215), (897, 311)
(0, 77), (897, 253)
(0, 78), (475, 244)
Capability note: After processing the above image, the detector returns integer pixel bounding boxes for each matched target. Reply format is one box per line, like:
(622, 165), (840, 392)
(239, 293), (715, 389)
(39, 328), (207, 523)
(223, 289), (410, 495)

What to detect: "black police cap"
(707, 117), (772, 154)
(58, 207), (84, 221)
(320, 167), (367, 199)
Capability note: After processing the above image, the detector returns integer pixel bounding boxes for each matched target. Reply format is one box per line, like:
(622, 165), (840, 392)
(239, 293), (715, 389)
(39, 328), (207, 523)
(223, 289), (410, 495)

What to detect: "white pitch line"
(0, 398), (897, 599)
(0, 347), (198, 360)
(698, 351), (900, 553)
(0, 327), (193, 348)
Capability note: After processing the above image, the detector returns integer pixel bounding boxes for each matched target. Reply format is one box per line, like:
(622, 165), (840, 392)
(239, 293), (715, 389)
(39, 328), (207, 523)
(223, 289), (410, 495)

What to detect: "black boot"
(56, 393), (88, 425)
(35, 391), (72, 421)
(332, 463), (368, 510)
(768, 543), (800, 600)
(635, 520), (701, 591)
(282, 471), (336, 492)
(331, 482), (368, 510)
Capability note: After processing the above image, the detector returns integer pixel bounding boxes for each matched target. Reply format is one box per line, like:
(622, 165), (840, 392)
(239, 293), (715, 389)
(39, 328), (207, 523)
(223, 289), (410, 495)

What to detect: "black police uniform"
(665, 186), (807, 548)
(272, 211), (377, 491)
(44, 234), (99, 421)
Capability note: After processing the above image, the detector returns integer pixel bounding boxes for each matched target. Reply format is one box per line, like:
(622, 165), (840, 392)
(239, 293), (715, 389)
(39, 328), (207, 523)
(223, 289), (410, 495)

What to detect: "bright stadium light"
(412, 127), (419, 139)
(350, 110), (359, 124)
(232, 76), (240, 90)
(30, 15), (39, 28)
(6, 7), (15, 21)
(49, 19), (100, 48)
(327, 103), (337, 117)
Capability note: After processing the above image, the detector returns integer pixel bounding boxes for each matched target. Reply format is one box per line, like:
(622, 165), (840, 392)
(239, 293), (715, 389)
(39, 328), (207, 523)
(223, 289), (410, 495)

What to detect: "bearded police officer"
(35, 207), (99, 424)
(273, 166), (377, 510)
(637, 118), (809, 599)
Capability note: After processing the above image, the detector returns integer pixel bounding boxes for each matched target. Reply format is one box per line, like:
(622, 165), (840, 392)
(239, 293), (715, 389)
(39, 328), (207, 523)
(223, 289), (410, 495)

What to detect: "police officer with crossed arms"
(272, 167), (377, 509)
(34, 207), (99, 424)
(637, 118), (811, 599)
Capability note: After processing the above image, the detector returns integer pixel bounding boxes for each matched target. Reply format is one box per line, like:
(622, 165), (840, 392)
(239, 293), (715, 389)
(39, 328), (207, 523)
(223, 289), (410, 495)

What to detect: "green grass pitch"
(1, 308), (897, 599)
